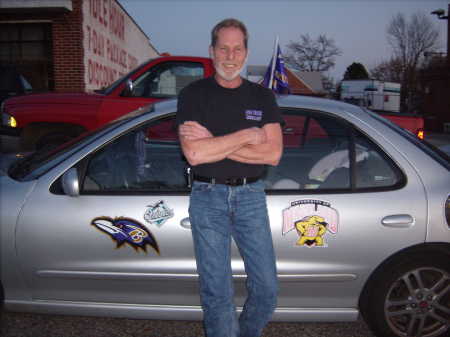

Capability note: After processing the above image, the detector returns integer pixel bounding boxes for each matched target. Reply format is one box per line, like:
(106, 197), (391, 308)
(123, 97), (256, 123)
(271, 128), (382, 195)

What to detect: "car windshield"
(365, 109), (450, 170)
(8, 107), (153, 181)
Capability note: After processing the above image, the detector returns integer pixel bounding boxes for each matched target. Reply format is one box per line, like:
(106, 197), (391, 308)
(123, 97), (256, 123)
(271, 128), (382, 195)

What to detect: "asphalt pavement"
(1, 312), (376, 337)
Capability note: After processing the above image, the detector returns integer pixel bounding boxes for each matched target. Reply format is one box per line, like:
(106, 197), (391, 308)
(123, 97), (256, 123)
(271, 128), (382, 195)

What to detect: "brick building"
(420, 61), (450, 132)
(0, 0), (158, 93)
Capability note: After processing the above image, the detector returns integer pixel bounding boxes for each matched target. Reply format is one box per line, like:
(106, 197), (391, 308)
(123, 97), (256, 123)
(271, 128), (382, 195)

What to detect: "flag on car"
(262, 39), (290, 94)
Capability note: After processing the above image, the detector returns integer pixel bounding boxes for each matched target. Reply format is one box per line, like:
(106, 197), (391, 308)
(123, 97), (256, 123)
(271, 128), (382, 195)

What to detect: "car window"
(82, 115), (189, 193)
(130, 62), (204, 99)
(81, 109), (404, 194)
(265, 108), (404, 192)
(19, 74), (32, 91)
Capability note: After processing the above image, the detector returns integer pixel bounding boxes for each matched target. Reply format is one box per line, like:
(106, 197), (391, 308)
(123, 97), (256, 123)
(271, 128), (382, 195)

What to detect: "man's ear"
(208, 46), (214, 59)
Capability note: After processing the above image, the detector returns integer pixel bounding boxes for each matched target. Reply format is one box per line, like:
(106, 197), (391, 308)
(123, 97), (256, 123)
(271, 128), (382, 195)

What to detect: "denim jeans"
(189, 180), (278, 337)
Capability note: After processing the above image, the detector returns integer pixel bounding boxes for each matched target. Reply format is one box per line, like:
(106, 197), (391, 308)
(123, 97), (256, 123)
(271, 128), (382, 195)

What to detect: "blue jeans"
(189, 180), (278, 337)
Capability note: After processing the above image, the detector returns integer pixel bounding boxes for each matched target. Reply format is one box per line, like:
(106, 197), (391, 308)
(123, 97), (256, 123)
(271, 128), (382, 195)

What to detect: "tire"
(35, 132), (75, 151)
(363, 254), (450, 337)
(20, 123), (86, 151)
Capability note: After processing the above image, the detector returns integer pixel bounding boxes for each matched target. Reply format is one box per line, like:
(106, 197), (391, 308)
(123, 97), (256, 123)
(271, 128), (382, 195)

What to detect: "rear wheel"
(363, 254), (450, 337)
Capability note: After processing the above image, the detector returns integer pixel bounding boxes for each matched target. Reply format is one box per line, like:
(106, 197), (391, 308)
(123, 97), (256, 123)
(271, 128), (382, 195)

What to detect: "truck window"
(131, 62), (204, 99)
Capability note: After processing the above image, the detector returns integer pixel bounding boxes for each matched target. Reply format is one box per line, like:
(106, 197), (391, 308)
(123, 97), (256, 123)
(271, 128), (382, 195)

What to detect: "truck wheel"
(362, 254), (450, 337)
(20, 124), (85, 151)
(35, 133), (76, 151)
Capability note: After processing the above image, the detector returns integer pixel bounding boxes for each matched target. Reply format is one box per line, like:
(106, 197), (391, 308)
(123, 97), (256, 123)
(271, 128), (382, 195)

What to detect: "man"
(177, 18), (283, 337)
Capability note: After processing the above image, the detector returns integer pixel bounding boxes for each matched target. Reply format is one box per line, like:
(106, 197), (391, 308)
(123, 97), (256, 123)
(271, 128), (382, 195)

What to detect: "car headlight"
(1, 112), (17, 128)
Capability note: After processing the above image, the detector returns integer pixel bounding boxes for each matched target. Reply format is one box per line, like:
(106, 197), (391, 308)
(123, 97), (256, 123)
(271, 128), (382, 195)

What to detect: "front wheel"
(35, 132), (75, 151)
(363, 255), (450, 337)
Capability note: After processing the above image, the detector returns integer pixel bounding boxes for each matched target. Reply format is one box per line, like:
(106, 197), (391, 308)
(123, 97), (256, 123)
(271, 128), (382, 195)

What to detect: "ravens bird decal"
(91, 216), (160, 254)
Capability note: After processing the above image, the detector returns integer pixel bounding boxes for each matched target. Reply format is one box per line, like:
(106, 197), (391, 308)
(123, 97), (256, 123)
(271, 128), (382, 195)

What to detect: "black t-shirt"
(176, 76), (283, 179)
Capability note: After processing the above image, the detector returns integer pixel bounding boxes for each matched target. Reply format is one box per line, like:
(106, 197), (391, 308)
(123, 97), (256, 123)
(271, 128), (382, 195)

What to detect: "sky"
(118, 0), (449, 82)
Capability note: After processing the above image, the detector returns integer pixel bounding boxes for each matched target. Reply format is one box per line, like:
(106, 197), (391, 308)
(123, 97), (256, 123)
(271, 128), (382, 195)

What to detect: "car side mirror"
(62, 167), (80, 197)
(122, 79), (134, 97)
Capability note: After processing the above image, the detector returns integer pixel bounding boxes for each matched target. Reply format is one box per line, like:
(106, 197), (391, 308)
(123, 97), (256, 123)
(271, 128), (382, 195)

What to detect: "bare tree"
(370, 57), (403, 83)
(386, 12), (440, 111)
(285, 34), (342, 72)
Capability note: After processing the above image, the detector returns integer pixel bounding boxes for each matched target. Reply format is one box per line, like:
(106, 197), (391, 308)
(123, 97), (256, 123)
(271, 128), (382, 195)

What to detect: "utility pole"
(431, 4), (450, 66)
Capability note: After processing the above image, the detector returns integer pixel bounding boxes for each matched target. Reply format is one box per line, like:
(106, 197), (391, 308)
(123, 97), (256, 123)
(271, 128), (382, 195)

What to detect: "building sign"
(83, 0), (158, 91)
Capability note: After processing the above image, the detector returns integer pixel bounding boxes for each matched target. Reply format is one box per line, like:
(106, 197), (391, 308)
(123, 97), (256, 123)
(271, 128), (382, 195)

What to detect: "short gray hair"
(211, 18), (248, 48)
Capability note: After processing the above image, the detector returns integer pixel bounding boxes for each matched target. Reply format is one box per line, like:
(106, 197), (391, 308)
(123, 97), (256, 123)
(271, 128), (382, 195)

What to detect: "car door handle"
(180, 217), (191, 229)
(381, 214), (414, 228)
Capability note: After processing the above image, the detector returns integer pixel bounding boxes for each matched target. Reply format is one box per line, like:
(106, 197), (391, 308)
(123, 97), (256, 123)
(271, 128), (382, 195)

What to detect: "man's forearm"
(227, 142), (282, 166)
(181, 128), (255, 166)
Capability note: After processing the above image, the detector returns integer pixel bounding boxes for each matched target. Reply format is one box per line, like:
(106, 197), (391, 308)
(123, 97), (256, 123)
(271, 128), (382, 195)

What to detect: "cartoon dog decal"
(283, 199), (338, 247)
(295, 215), (328, 246)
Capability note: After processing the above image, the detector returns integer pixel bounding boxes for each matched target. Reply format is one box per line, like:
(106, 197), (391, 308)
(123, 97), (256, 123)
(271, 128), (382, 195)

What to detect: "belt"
(193, 174), (259, 186)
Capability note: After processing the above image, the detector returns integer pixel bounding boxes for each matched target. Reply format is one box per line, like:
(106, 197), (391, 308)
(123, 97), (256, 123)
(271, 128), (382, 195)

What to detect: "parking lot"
(1, 312), (376, 337)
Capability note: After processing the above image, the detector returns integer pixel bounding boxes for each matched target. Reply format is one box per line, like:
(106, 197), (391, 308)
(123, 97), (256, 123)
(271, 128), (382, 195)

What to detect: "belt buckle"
(225, 178), (234, 186)
(226, 177), (246, 186)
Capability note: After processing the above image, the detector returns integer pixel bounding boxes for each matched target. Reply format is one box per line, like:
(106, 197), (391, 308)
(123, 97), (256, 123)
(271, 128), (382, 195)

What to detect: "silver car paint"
(1, 96), (449, 322)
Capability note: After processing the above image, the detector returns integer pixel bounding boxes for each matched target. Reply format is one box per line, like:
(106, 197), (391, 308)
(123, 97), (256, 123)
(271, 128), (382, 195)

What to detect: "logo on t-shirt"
(245, 110), (263, 121)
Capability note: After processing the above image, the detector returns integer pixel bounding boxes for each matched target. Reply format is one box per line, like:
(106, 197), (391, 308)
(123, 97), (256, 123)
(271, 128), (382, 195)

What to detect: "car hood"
(3, 92), (104, 107)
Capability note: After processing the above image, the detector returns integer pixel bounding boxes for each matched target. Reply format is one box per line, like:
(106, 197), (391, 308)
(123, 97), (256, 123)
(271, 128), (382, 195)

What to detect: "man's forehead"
(216, 27), (245, 45)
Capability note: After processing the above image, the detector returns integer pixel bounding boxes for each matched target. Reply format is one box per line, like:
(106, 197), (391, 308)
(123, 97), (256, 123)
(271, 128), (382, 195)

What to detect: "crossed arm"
(179, 121), (283, 167)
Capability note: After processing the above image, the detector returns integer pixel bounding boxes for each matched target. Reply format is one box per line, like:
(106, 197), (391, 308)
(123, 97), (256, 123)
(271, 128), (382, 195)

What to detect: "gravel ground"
(1, 312), (375, 337)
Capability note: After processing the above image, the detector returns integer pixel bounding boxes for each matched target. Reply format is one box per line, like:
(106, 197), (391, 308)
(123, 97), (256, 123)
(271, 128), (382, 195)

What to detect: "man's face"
(210, 27), (248, 85)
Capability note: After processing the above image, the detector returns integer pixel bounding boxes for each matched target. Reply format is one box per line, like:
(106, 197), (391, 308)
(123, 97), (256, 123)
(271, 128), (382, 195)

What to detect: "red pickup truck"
(1, 56), (214, 150)
(1, 55), (424, 151)
(371, 110), (424, 140)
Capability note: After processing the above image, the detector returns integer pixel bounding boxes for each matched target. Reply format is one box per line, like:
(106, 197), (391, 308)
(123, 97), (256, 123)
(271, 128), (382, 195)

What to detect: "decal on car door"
(91, 216), (160, 254)
(144, 200), (174, 226)
(282, 199), (338, 247)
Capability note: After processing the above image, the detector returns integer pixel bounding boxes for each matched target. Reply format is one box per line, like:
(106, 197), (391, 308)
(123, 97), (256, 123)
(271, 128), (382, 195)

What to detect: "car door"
(262, 108), (427, 311)
(16, 114), (200, 307)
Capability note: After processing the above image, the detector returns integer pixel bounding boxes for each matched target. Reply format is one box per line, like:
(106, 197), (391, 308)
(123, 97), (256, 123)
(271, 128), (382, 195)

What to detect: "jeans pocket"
(191, 181), (212, 193)
(246, 180), (266, 193)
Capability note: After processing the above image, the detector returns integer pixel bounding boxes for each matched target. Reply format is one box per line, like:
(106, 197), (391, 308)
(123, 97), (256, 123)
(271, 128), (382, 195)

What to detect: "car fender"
(0, 175), (38, 304)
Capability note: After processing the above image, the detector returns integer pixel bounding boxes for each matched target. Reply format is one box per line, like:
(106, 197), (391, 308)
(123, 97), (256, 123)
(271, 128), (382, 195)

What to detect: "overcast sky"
(119, 0), (449, 81)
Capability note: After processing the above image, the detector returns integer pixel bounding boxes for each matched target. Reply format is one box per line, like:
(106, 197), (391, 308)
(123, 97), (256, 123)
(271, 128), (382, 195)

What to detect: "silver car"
(1, 96), (449, 337)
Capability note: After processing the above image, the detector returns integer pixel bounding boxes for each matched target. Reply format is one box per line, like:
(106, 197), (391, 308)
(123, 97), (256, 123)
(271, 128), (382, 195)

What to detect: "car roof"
(151, 94), (364, 119)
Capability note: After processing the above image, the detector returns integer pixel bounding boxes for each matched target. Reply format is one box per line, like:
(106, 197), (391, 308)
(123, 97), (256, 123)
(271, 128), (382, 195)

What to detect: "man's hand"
(178, 120), (279, 166)
(179, 121), (213, 140)
(227, 123), (283, 166)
